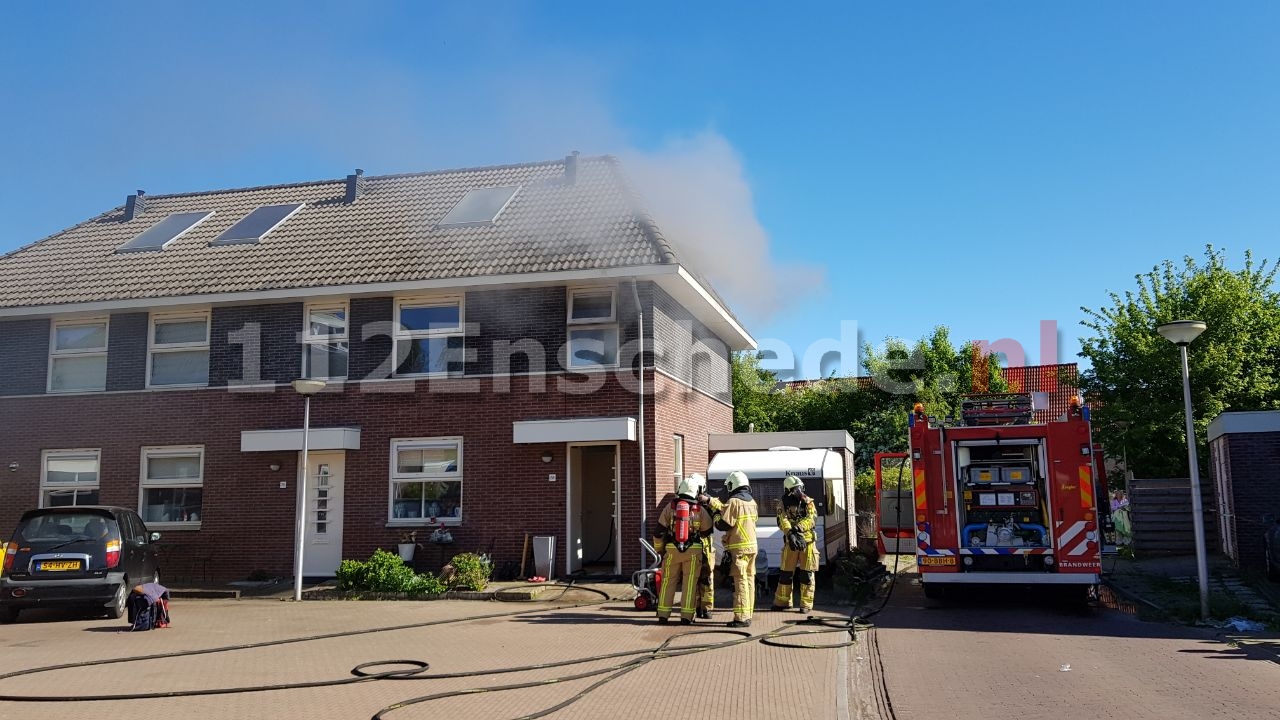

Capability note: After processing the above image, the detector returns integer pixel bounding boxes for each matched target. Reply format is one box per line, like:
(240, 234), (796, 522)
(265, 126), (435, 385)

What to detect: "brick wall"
(465, 286), (565, 375)
(650, 284), (731, 404)
(0, 371), (730, 582)
(210, 303), (304, 386)
(0, 318), (49, 396)
(649, 371), (733, 540)
(349, 297), (394, 382)
(1212, 431), (1280, 570)
(106, 312), (148, 391)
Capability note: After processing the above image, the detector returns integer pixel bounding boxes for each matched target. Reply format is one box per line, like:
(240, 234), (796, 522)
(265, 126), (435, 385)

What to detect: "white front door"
(301, 451), (344, 577)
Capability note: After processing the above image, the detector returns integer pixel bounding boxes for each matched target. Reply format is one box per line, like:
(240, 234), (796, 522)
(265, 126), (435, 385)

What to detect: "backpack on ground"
(126, 583), (171, 631)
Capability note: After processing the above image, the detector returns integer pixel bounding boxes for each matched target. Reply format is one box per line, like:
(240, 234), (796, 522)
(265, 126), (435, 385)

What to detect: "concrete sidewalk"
(0, 588), (867, 720)
(1103, 552), (1280, 625)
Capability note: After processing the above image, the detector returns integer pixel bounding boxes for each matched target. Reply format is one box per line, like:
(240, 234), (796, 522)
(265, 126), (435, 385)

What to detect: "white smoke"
(621, 133), (827, 324)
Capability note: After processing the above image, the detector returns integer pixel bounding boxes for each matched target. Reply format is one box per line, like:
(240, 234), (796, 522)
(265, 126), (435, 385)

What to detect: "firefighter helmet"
(725, 470), (750, 493)
(783, 475), (804, 493)
(676, 475), (701, 498)
(688, 473), (707, 495)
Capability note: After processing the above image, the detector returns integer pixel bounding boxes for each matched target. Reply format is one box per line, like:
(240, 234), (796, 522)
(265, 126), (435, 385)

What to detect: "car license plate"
(38, 560), (81, 572)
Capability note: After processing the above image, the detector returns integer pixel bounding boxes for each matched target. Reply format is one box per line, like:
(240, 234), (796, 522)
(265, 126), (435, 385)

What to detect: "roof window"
(212, 204), (305, 245)
(436, 186), (519, 228)
(117, 211), (214, 253)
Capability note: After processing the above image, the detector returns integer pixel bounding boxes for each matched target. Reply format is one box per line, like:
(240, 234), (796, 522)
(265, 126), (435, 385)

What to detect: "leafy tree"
(1080, 246), (1280, 479)
(730, 326), (1006, 472)
(730, 350), (779, 433)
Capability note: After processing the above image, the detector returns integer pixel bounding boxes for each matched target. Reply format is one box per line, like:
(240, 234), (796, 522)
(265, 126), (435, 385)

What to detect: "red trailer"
(907, 393), (1101, 599)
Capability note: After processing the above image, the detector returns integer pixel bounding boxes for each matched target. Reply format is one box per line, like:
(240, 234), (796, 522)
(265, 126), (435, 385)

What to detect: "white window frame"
(388, 437), (463, 526)
(567, 286), (617, 324)
(138, 445), (205, 529)
(47, 317), (109, 393)
(302, 301), (350, 381)
(673, 434), (685, 486)
(566, 286), (620, 369)
(393, 295), (465, 377)
(147, 311), (211, 388)
(39, 449), (101, 508)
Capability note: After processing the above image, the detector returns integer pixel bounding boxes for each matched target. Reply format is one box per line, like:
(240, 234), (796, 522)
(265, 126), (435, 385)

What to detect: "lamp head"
(292, 378), (327, 396)
(1157, 320), (1207, 346)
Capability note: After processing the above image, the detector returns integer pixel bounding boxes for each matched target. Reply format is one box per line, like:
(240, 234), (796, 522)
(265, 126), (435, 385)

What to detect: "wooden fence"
(1129, 477), (1218, 556)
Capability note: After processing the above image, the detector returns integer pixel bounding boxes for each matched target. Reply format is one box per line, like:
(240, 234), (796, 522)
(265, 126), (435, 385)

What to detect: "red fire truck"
(906, 393), (1102, 598)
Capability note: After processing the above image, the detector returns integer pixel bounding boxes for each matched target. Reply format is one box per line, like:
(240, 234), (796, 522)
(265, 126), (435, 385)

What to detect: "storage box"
(1001, 466), (1032, 483)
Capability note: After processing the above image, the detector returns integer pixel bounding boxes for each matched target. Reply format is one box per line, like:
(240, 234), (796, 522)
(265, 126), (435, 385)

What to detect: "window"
(437, 186), (519, 227)
(140, 446), (204, 526)
(212, 204), (304, 245)
(40, 450), (100, 507)
(148, 312), (210, 387)
(394, 297), (464, 376)
(302, 303), (349, 380)
(390, 438), (463, 523)
(567, 287), (618, 368)
(673, 434), (685, 486)
(49, 318), (108, 392)
(118, 211), (214, 253)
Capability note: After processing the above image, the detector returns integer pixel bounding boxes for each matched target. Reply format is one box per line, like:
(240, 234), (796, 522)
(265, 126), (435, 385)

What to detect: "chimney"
(344, 169), (366, 204)
(123, 190), (147, 221)
(564, 151), (580, 186)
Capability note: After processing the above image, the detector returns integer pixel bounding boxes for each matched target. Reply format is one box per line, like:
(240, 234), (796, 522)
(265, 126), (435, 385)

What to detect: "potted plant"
(397, 530), (418, 562)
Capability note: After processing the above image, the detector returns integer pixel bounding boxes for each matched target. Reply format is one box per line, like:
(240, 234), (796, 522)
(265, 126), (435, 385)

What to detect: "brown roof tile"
(0, 156), (679, 309)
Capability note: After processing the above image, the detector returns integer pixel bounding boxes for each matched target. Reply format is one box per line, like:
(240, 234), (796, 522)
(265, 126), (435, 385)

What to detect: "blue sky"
(3, 2), (1277, 378)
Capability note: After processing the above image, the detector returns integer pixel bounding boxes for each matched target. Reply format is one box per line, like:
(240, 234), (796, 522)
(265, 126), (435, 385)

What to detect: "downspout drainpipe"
(631, 280), (647, 572)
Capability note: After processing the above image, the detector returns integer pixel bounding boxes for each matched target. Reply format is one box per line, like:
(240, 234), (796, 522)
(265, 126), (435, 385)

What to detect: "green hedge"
(336, 549), (447, 595)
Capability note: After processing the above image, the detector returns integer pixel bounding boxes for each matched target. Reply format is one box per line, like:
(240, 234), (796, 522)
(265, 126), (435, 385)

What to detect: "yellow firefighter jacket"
(711, 494), (758, 554)
(776, 495), (817, 543)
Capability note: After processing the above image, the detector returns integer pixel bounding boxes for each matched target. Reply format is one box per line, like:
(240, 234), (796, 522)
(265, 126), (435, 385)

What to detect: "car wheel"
(107, 582), (128, 619)
(1267, 545), (1279, 582)
(0, 606), (18, 624)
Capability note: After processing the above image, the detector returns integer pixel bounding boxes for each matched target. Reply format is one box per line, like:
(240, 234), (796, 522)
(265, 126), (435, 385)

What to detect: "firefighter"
(772, 474), (819, 613)
(653, 475), (714, 624)
(689, 473), (716, 619)
(708, 470), (758, 628)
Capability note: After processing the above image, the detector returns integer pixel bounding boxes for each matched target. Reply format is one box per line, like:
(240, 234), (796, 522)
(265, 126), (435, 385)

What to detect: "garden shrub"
(336, 549), (446, 595)
(447, 552), (492, 591)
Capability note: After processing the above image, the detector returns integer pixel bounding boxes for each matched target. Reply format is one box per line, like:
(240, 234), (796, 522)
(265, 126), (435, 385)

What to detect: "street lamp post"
(291, 378), (327, 602)
(1157, 320), (1209, 621)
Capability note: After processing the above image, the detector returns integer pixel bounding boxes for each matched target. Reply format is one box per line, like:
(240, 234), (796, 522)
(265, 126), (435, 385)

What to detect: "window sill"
(386, 519), (461, 528)
(144, 522), (202, 531)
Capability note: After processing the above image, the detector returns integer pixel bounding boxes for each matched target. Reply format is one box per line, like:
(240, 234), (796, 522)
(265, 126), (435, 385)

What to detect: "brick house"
(1208, 410), (1280, 572)
(0, 155), (755, 583)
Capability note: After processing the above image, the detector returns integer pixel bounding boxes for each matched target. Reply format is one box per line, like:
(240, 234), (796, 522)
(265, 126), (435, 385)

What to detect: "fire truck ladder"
(959, 393), (1034, 426)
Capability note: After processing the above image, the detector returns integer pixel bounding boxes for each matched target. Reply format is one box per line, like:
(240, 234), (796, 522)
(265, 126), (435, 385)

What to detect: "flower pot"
(397, 543), (416, 562)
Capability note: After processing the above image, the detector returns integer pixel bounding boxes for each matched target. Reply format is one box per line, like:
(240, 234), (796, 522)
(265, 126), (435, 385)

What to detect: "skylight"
(117, 211), (214, 253)
(212, 203), (305, 245)
(437, 186), (519, 227)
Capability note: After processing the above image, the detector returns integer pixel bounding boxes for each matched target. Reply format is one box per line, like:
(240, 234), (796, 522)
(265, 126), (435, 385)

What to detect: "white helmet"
(783, 475), (804, 492)
(688, 473), (707, 495)
(725, 470), (750, 493)
(676, 475), (701, 498)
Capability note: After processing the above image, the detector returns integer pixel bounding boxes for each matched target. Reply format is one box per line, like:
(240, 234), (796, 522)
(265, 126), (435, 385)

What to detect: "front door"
(567, 443), (620, 575)
(301, 451), (344, 577)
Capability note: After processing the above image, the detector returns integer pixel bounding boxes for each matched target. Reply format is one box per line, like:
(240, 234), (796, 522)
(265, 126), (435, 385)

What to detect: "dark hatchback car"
(1, 506), (161, 623)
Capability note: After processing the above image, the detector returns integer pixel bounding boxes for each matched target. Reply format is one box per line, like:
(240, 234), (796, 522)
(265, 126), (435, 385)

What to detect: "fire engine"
(904, 393), (1102, 598)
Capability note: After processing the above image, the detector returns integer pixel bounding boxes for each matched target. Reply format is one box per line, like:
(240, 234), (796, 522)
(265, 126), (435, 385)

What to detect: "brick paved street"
(864, 569), (1280, 720)
(0, 586), (861, 720)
